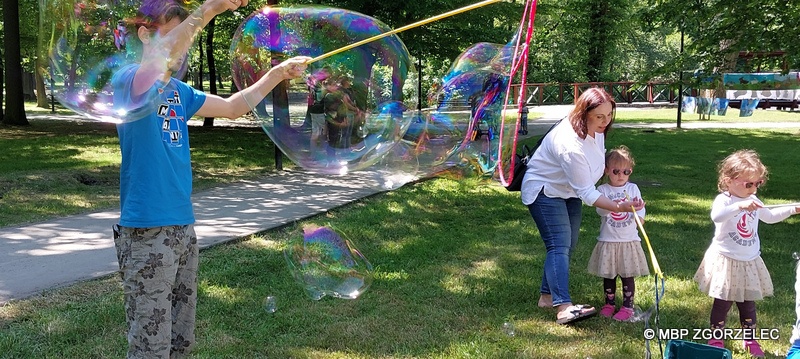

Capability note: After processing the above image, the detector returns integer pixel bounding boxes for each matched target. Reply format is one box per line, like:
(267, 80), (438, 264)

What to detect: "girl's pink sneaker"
(612, 306), (634, 321)
(599, 304), (615, 318)
(743, 340), (765, 358)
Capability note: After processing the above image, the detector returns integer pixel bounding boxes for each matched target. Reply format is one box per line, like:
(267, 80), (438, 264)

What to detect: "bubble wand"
(624, 191), (663, 279)
(306, 0), (504, 64)
(624, 191), (666, 359)
(762, 202), (800, 209)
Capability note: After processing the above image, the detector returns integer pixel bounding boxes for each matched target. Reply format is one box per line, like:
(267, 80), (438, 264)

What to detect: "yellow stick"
(624, 192), (664, 279)
(306, 0), (504, 64)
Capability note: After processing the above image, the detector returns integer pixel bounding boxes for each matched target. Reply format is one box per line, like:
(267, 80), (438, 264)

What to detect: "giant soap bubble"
(231, 6), (418, 176)
(42, 0), (198, 122)
(365, 42), (517, 185)
(284, 225), (373, 300)
(415, 42), (515, 177)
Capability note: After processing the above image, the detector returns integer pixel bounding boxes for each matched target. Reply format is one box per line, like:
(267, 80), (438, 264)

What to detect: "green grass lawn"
(0, 114), (288, 227)
(615, 106), (800, 124)
(2, 110), (800, 358)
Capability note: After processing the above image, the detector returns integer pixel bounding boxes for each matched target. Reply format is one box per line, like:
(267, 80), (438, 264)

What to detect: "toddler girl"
(695, 149), (800, 357)
(588, 146), (650, 321)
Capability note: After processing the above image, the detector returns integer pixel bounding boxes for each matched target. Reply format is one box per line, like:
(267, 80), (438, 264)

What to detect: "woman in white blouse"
(521, 88), (643, 324)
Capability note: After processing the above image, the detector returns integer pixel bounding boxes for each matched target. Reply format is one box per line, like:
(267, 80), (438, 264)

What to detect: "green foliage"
(10, 0), (800, 116)
(645, 0), (800, 80)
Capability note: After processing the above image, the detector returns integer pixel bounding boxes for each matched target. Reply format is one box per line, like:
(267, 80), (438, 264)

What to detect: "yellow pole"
(624, 192), (664, 279)
(306, 0), (504, 64)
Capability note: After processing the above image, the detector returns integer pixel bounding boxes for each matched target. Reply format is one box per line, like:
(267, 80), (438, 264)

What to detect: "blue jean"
(527, 191), (582, 306)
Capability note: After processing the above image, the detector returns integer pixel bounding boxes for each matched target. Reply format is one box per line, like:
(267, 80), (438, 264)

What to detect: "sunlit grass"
(616, 106), (800, 123)
(0, 118), (284, 226)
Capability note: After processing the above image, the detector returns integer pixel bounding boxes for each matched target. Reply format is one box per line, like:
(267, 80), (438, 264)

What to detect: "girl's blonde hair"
(605, 145), (635, 169)
(716, 149), (769, 192)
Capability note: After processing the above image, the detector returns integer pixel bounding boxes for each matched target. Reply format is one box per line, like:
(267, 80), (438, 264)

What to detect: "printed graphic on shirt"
(156, 90), (185, 147)
(606, 206), (633, 228)
(729, 211), (757, 246)
(605, 192), (634, 228)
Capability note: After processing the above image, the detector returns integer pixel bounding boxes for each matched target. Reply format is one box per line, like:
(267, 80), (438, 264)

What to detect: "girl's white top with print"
(596, 182), (646, 242)
(708, 192), (796, 261)
(521, 120), (605, 206)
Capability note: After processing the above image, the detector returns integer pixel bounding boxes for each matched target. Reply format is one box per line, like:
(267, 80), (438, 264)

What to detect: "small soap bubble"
(502, 322), (515, 336)
(284, 225), (373, 300)
(793, 252), (800, 260)
(264, 295), (277, 313)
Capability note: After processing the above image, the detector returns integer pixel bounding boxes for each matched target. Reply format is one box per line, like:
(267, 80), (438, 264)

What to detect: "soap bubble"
(230, 6), (418, 176)
(502, 321), (515, 336)
(422, 42), (516, 177)
(42, 0), (197, 122)
(284, 225), (373, 300)
(793, 252), (800, 260)
(264, 295), (277, 313)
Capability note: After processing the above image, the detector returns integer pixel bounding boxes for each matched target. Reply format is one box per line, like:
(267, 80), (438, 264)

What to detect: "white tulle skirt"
(694, 251), (773, 302)
(587, 241), (650, 278)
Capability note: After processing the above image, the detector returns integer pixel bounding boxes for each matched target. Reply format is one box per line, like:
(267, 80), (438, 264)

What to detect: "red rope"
(498, 0), (537, 186)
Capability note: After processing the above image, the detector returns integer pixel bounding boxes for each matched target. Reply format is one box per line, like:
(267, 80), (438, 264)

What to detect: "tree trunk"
(203, 19), (217, 127)
(36, 67), (49, 108)
(3, 0), (30, 126)
(197, 35), (204, 92)
(268, 0), (285, 170)
(0, 47), (5, 122)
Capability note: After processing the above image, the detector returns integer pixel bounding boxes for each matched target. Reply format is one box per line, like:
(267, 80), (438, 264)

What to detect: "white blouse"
(521, 120), (606, 206)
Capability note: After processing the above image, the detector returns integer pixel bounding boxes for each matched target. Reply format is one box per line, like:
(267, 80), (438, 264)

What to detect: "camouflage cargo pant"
(114, 224), (198, 359)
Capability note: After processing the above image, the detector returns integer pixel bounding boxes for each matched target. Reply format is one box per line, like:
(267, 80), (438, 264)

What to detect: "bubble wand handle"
(306, 0), (504, 64)
(624, 191), (664, 279)
(762, 202), (800, 209)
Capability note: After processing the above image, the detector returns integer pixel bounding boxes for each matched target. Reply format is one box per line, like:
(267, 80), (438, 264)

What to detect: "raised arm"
(132, 0), (249, 97)
(195, 57), (310, 119)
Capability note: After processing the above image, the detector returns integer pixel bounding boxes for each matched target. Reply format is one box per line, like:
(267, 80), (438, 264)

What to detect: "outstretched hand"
(738, 199), (763, 212)
(274, 57), (312, 80)
(204, 0), (249, 19)
(618, 197), (645, 212)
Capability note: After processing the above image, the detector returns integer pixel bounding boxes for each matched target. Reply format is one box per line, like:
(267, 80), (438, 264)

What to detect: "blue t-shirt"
(112, 64), (206, 227)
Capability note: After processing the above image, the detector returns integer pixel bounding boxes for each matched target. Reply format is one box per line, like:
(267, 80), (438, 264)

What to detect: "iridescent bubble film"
(365, 42), (519, 185)
(231, 6), (418, 176)
(42, 0), (196, 122)
(423, 42), (516, 176)
(284, 225), (373, 300)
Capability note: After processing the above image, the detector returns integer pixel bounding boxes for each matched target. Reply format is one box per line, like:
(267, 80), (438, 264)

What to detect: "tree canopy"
(2, 0), (799, 116)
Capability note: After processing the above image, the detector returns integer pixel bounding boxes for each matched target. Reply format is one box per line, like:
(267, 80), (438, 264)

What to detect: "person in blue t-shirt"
(110, 0), (309, 357)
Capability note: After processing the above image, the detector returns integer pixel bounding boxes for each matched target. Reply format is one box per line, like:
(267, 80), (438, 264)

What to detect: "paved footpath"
(1, 111), (798, 305)
(0, 170), (390, 305)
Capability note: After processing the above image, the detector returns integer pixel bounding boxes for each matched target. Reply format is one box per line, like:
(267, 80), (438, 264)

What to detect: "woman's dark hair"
(568, 87), (616, 139)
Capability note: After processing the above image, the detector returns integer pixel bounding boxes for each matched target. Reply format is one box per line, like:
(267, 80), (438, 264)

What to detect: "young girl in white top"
(694, 149), (800, 357)
(588, 145), (649, 322)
